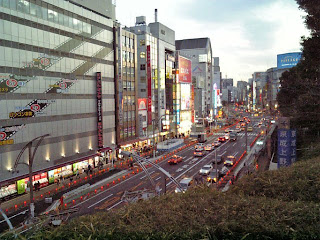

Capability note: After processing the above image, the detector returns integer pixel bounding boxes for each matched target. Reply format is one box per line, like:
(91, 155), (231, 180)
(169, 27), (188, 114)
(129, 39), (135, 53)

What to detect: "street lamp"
(11, 134), (50, 222)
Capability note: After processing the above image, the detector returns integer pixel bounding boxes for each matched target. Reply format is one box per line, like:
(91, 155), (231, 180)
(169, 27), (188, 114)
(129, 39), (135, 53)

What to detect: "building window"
(199, 54), (208, 63)
(140, 64), (146, 70)
(140, 52), (146, 59)
(140, 39), (145, 46)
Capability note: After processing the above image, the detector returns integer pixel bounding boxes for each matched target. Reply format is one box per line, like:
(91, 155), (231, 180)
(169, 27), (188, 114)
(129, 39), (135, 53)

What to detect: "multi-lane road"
(73, 117), (265, 216)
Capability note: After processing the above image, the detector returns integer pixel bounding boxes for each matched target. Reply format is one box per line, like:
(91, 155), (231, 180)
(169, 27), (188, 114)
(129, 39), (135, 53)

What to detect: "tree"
(277, 0), (320, 133)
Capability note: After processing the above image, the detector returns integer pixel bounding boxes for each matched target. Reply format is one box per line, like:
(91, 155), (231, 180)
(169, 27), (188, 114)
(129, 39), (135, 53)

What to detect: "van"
(175, 178), (193, 193)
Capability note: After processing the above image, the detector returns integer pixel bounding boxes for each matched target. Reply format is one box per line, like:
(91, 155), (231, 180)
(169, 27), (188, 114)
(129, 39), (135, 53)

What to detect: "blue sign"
(277, 52), (302, 69)
(277, 129), (297, 168)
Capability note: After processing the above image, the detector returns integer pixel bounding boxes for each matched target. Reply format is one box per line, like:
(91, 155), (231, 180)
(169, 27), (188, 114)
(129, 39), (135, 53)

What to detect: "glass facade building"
(0, 0), (116, 189)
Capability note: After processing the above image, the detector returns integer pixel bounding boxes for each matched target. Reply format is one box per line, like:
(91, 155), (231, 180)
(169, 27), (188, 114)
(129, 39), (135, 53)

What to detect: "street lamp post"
(12, 134), (50, 221)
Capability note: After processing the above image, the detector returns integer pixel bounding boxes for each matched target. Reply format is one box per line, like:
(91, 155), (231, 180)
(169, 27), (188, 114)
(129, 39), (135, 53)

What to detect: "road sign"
(278, 117), (290, 129)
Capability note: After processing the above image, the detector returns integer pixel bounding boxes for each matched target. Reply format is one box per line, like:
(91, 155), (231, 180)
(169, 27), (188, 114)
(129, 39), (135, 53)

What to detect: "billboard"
(277, 129), (297, 168)
(178, 56), (192, 83)
(138, 98), (147, 111)
(277, 52), (302, 69)
(147, 45), (152, 125)
(181, 84), (191, 110)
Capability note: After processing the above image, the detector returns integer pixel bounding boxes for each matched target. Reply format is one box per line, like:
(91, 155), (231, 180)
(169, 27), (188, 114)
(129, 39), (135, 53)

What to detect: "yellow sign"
(0, 87), (9, 92)
(0, 139), (14, 145)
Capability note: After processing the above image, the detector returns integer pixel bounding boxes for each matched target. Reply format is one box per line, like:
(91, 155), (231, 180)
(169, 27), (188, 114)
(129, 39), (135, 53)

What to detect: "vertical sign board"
(277, 129), (297, 168)
(147, 45), (152, 125)
(118, 27), (123, 126)
(191, 85), (195, 123)
(96, 72), (103, 149)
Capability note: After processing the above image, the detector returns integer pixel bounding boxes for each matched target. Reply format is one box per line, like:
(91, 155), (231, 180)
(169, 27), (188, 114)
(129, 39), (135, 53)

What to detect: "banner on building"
(138, 98), (147, 111)
(191, 85), (195, 123)
(277, 129), (297, 168)
(178, 56), (192, 84)
(96, 72), (103, 149)
(147, 45), (152, 125)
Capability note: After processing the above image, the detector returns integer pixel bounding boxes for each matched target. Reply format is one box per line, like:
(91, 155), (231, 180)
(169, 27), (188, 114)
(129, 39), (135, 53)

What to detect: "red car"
(168, 155), (183, 164)
(218, 137), (226, 142)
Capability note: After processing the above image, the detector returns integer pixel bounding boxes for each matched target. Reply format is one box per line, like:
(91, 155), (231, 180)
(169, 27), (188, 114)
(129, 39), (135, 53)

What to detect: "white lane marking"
(176, 168), (184, 173)
(182, 156), (187, 159)
(88, 193), (113, 209)
(221, 150), (227, 156)
(155, 176), (161, 181)
(234, 151), (239, 157)
(107, 200), (123, 211)
(167, 141), (229, 186)
(140, 170), (155, 180)
(185, 156), (193, 161)
(232, 143), (236, 146)
(182, 165), (189, 169)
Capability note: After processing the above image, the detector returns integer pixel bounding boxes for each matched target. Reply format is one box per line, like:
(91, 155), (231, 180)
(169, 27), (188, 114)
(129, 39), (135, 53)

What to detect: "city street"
(73, 117), (263, 216)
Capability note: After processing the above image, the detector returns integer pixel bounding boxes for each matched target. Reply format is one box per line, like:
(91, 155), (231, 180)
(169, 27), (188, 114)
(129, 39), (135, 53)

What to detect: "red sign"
(6, 79), (18, 87)
(147, 46), (152, 125)
(0, 132), (6, 141)
(138, 98), (147, 111)
(96, 72), (103, 149)
(178, 56), (192, 83)
(30, 104), (40, 112)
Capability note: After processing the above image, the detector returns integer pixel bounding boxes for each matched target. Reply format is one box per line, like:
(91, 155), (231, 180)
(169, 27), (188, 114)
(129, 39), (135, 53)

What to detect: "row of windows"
(120, 127), (136, 140)
(123, 111), (136, 121)
(123, 81), (135, 91)
(1, 0), (92, 34)
(122, 51), (134, 63)
(121, 36), (134, 49)
(123, 96), (135, 105)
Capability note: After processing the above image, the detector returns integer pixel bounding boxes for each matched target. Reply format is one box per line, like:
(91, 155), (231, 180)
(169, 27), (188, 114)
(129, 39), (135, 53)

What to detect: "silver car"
(199, 165), (212, 175)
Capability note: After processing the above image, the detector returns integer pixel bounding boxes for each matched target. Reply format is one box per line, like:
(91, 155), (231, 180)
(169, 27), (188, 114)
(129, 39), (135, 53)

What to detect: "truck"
(198, 133), (207, 143)
(229, 132), (237, 141)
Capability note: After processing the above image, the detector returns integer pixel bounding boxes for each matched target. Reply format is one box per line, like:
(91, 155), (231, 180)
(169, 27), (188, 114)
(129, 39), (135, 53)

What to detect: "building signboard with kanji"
(277, 129), (297, 168)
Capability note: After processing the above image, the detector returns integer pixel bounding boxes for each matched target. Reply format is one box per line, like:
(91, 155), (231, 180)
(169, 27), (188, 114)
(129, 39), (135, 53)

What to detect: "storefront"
(0, 183), (17, 200)
(179, 111), (192, 135)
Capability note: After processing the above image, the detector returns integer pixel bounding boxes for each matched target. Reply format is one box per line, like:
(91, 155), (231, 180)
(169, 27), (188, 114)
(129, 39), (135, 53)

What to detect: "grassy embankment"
(3, 145), (320, 240)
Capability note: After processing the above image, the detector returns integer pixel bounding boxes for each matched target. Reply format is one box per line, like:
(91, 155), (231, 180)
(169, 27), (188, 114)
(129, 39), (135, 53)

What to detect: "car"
(212, 141), (221, 147)
(235, 128), (241, 133)
(204, 144), (213, 151)
(218, 137), (226, 142)
(241, 123), (246, 127)
(207, 169), (220, 183)
(199, 165), (213, 175)
(195, 143), (205, 149)
(212, 155), (223, 164)
(247, 126), (253, 132)
(225, 134), (230, 140)
(175, 178), (193, 193)
(220, 166), (229, 176)
(224, 155), (236, 166)
(168, 155), (183, 165)
(194, 149), (206, 157)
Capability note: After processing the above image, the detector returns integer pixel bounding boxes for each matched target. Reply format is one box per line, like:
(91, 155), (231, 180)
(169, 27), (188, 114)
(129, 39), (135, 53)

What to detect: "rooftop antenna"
(155, 9), (158, 22)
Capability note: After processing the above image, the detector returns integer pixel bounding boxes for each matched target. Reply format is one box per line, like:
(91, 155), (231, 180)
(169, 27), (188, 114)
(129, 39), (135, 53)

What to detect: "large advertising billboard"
(191, 85), (195, 123)
(178, 56), (192, 84)
(277, 52), (302, 69)
(181, 84), (191, 110)
(277, 129), (297, 168)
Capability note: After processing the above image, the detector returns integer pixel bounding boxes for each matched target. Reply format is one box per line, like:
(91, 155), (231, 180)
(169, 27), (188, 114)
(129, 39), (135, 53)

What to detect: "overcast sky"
(116, 0), (309, 82)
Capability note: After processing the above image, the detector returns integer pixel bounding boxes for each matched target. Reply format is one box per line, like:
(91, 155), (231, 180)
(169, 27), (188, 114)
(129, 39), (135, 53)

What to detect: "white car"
(175, 178), (193, 193)
(213, 141), (221, 147)
(195, 143), (205, 149)
(204, 144), (213, 151)
(225, 134), (230, 140)
(199, 165), (213, 175)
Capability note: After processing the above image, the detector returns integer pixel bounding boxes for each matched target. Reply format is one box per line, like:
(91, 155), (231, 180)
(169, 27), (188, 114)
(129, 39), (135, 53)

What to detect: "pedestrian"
(69, 176), (73, 184)
(56, 178), (60, 186)
(59, 174), (63, 183)
(75, 169), (80, 179)
(88, 164), (92, 174)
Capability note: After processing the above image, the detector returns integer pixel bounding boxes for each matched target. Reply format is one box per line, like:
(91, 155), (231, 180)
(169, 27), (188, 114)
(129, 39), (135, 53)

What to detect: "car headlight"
(207, 177), (211, 181)
(213, 178), (217, 182)
(175, 189), (178, 193)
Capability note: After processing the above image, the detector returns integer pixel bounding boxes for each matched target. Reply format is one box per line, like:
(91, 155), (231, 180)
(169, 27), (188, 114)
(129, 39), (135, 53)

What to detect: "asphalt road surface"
(74, 116), (265, 216)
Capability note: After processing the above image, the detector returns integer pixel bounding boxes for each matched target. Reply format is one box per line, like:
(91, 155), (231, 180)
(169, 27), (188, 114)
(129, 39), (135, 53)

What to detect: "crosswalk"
(211, 132), (257, 136)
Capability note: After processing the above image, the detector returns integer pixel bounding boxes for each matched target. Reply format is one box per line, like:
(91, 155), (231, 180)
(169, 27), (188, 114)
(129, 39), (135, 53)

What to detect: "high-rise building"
(175, 38), (213, 117)
(0, 0), (116, 196)
(237, 81), (248, 105)
(129, 12), (176, 144)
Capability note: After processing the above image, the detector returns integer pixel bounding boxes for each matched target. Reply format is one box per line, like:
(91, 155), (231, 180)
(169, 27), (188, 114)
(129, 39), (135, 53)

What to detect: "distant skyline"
(116, 0), (309, 82)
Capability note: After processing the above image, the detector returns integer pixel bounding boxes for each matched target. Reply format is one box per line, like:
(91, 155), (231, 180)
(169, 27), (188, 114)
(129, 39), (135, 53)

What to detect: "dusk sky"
(116, 0), (309, 82)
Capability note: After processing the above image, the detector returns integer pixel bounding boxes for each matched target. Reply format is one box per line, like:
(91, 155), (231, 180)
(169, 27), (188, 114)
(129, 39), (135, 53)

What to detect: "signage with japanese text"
(191, 85), (195, 123)
(96, 72), (103, 149)
(178, 56), (192, 83)
(277, 129), (297, 168)
(147, 45), (152, 125)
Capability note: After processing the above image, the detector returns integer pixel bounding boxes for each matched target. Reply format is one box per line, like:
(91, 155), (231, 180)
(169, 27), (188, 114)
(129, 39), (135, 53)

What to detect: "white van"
(175, 178), (194, 193)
